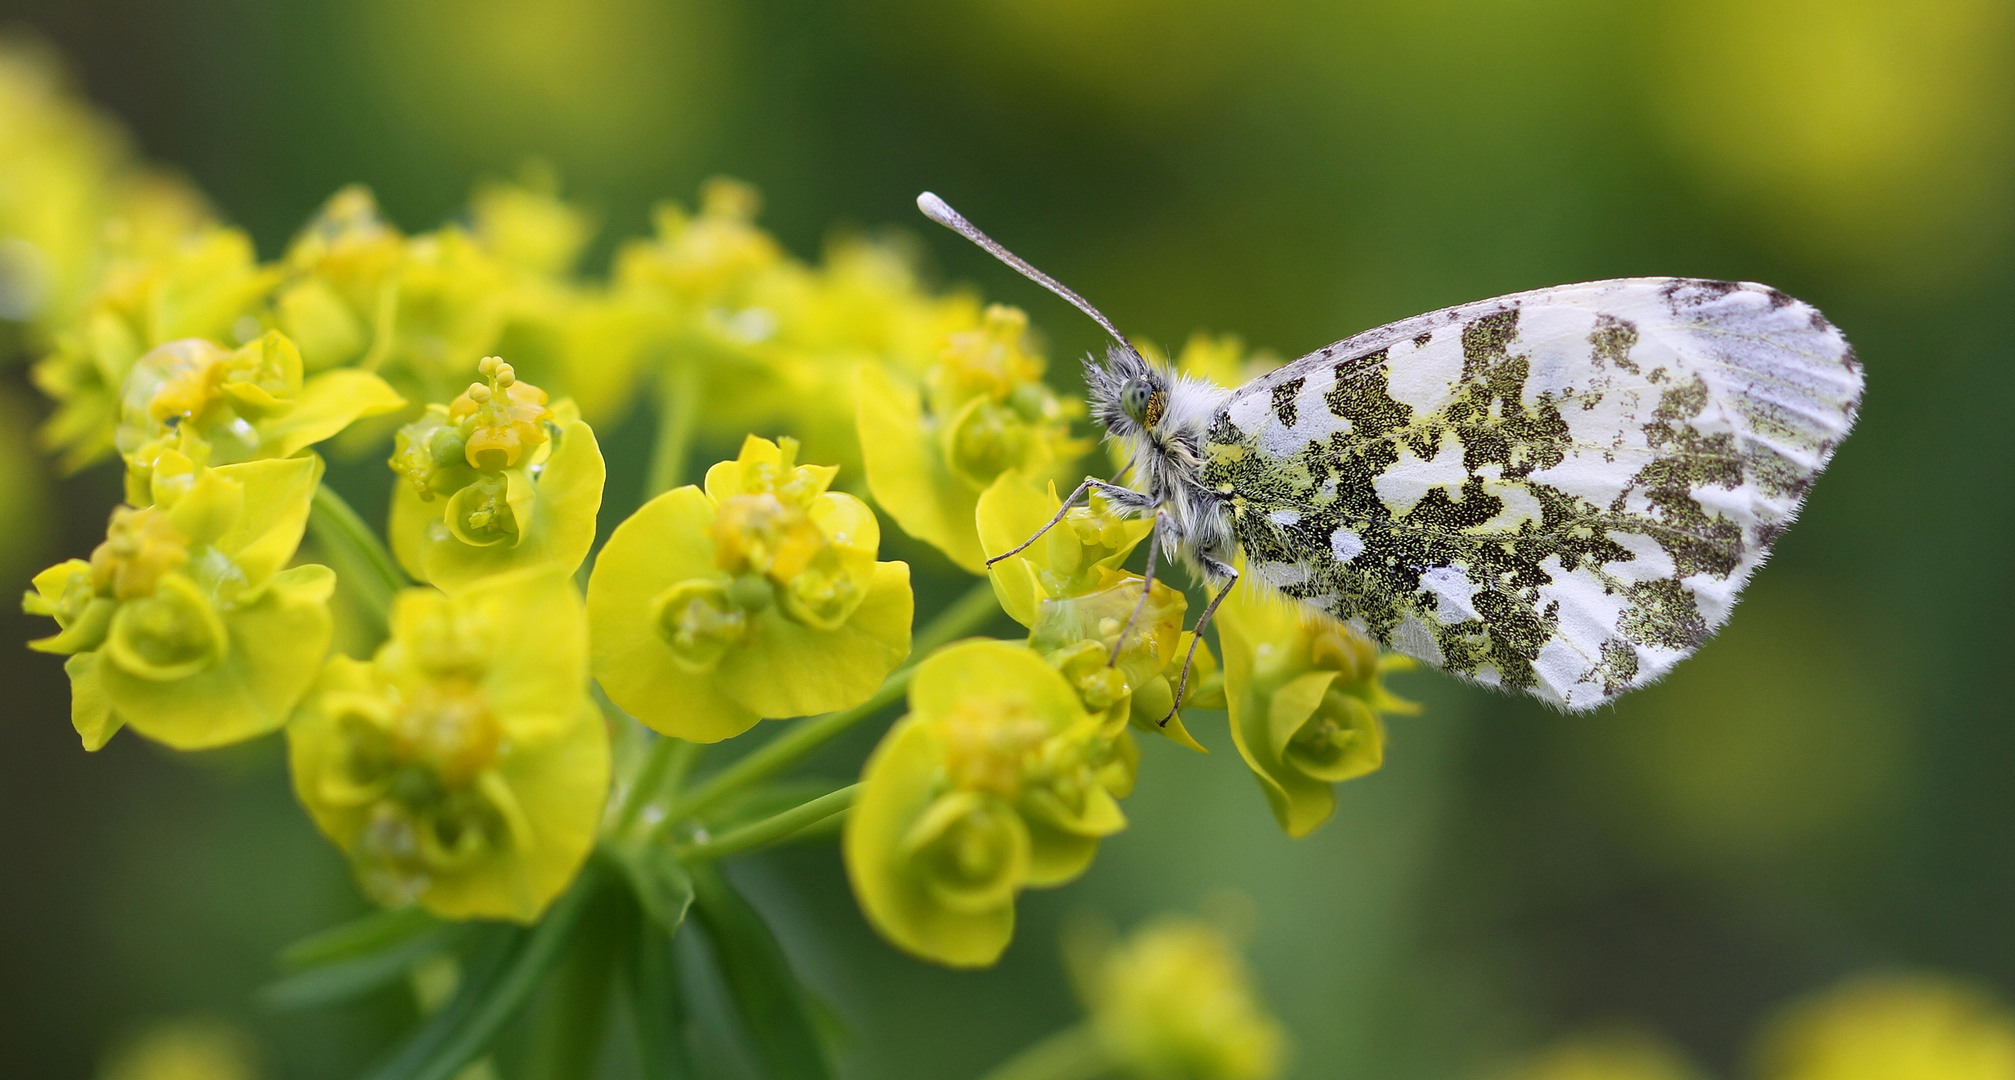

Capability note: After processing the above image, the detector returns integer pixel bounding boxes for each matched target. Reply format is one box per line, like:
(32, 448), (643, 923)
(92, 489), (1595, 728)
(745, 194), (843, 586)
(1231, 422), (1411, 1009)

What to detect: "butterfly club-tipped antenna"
(916, 192), (1136, 355)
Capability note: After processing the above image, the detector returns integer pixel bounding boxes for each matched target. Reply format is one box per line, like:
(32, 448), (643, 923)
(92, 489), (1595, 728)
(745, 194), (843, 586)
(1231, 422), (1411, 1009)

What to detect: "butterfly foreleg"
(984, 476), (1153, 568)
(1159, 556), (1237, 728)
(1110, 508), (1171, 667)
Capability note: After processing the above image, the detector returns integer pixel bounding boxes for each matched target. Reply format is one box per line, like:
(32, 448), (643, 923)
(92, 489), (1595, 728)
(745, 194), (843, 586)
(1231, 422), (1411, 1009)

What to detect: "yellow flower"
(23, 453), (332, 751)
(1069, 915), (1289, 1080)
(33, 225), (277, 473)
(845, 640), (1124, 968)
(857, 303), (1087, 572)
(99, 1017), (260, 1080)
(1751, 973), (2015, 1080)
(387, 357), (604, 589)
(978, 472), (1214, 750)
(468, 165), (596, 278)
(286, 566), (609, 923)
(114, 330), (404, 497)
(588, 435), (911, 742)
(1492, 1030), (1707, 1080)
(1214, 577), (1416, 837)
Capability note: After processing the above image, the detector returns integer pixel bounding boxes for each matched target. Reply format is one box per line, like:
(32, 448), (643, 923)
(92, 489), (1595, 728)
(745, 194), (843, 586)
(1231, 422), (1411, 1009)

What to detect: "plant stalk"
(680, 783), (859, 861)
(644, 356), (703, 500)
(975, 1024), (1113, 1080)
(307, 481), (408, 637)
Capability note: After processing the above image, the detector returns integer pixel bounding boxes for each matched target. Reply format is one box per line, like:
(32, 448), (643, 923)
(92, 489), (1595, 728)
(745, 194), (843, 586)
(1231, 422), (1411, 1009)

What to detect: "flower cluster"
(388, 356), (603, 588)
(288, 567), (608, 922)
(1069, 915), (1290, 1080)
(12, 50), (1437, 1078)
(589, 434), (911, 742)
(846, 640), (1126, 966)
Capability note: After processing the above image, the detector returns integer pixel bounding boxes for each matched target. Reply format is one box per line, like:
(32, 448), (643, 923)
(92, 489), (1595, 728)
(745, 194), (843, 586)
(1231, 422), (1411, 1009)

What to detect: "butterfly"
(917, 193), (1864, 713)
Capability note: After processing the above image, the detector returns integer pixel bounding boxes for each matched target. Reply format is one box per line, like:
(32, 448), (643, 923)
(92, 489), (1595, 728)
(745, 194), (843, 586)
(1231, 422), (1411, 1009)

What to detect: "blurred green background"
(1, 1), (2011, 1077)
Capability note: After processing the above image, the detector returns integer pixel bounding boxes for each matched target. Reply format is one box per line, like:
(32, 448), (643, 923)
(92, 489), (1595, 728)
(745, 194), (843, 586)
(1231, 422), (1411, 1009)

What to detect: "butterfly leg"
(1110, 509), (1170, 667)
(1159, 558), (1237, 728)
(984, 477), (1152, 568)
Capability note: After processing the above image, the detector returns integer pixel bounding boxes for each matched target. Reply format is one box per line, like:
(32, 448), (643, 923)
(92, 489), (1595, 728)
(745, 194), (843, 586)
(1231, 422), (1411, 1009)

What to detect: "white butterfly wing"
(1203, 278), (1862, 710)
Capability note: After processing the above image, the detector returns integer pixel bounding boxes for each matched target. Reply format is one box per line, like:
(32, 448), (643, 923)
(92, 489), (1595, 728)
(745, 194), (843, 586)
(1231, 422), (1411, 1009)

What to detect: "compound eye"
(1119, 379), (1153, 424)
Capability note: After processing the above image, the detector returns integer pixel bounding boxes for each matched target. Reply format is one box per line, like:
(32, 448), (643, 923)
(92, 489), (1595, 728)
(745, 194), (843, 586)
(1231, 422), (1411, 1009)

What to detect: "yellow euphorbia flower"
(387, 357), (604, 589)
(115, 330), (404, 500)
(287, 566), (609, 923)
(23, 452), (331, 751)
(857, 303), (1087, 572)
(1069, 915), (1289, 1080)
(1492, 1030), (1707, 1080)
(1214, 577), (1416, 837)
(588, 435), (911, 742)
(1752, 973), (2015, 1080)
(845, 640), (1124, 968)
(33, 225), (276, 473)
(978, 472), (1216, 750)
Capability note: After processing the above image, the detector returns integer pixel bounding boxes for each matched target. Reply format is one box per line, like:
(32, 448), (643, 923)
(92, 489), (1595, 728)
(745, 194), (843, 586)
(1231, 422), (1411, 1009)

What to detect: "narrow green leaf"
(261, 923), (469, 1011)
(626, 918), (693, 1080)
(358, 924), (524, 1080)
(613, 844), (695, 939)
(686, 862), (834, 1080)
(281, 906), (442, 972)
(373, 861), (604, 1080)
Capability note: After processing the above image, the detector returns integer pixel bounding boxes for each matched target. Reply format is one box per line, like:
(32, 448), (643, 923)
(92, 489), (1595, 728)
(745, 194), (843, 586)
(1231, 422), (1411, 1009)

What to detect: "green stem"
(660, 673), (911, 833)
(653, 579), (1003, 834)
(307, 482), (408, 635)
(610, 734), (700, 838)
(975, 1024), (1112, 1080)
(644, 357), (703, 500)
(680, 783), (858, 861)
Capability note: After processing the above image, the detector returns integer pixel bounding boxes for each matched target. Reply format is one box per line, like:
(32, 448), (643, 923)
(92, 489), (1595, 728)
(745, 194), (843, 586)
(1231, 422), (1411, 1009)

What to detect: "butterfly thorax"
(1084, 345), (1238, 581)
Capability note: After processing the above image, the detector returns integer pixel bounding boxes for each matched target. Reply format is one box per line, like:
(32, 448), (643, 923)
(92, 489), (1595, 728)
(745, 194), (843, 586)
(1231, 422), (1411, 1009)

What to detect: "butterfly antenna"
(917, 192), (1134, 352)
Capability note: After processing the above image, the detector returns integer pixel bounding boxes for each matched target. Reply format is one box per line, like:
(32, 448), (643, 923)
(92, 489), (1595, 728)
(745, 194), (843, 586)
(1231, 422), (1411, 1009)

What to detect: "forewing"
(1203, 278), (1862, 710)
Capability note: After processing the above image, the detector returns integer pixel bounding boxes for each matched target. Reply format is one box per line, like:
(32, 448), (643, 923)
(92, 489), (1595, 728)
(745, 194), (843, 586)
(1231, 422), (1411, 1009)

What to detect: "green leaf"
(360, 861), (602, 1080)
(261, 923), (469, 1011)
(687, 861), (834, 1080)
(612, 844), (694, 939)
(358, 924), (524, 1080)
(281, 907), (442, 971)
(625, 919), (693, 1080)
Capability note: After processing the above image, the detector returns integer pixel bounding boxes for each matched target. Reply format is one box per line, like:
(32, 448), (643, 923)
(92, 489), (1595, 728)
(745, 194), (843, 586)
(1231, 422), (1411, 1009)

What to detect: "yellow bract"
(22, 453), (331, 751)
(387, 357), (604, 589)
(1491, 1030), (1706, 1080)
(287, 567), (609, 923)
(845, 640), (1125, 968)
(1069, 915), (1289, 1080)
(1214, 576), (1416, 837)
(979, 472), (1217, 750)
(857, 304), (1087, 572)
(587, 435), (911, 742)
(1752, 974), (2015, 1080)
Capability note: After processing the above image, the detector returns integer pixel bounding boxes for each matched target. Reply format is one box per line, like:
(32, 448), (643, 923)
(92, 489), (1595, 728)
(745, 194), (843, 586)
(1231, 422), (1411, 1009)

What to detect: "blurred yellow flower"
(1069, 914), (1288, 1080)
(115, 330), (404, 497)
(24, 453), (332, 751)
(287, 566), (608, 922)
(1752, 973), (2015, 1080)
(858, 303), (1087, 572)
(846, 640), (1122, 968)
(34, 226), (276, 473)
(387, 357), (604, 589)
(1214, 577), (1415, 837)
(1491, 1030), (1706, 1080)
(100, 1017), (258, 1080)
(588, 435), (911, 742)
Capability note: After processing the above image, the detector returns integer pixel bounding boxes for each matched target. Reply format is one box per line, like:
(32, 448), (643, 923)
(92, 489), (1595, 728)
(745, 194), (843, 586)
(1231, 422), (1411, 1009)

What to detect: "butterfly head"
(1085, 343), (1167, 441)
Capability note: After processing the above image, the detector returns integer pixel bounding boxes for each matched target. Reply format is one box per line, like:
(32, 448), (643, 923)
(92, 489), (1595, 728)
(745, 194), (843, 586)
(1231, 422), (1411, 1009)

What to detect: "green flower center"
(104, 573), (228, 681)
(1284, 688), (1382, 783)
(941, 398), (1031, 489)
(90, 505), (190, 600)
(445, 474), (520, 547)
(651, 579), (748, 673)
(902, 791), (1029, 914)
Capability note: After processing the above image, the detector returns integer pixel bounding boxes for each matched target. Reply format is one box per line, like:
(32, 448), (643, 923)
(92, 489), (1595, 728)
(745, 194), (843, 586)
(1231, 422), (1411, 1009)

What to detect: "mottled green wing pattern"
(1202, 278), (1862, 710)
